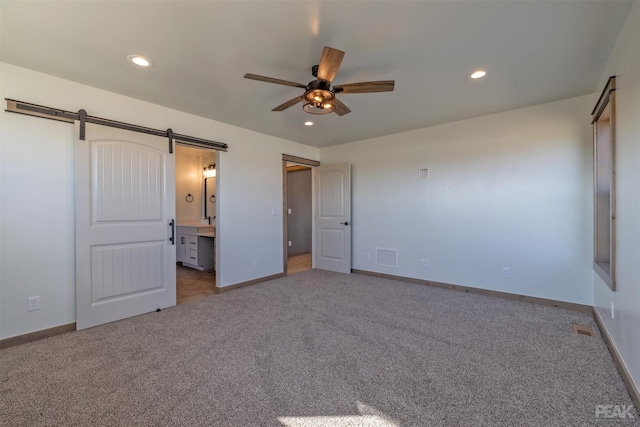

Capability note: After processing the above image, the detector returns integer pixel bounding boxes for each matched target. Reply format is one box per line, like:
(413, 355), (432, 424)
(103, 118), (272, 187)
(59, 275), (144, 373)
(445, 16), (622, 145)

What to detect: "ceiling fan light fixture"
(303, 102), (335, 115)
(302, 87), (335, 115)
(304, 89), (335, 104)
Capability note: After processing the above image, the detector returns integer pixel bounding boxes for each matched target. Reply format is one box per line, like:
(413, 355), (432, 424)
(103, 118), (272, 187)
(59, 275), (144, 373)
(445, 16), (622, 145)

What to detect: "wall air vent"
(376, 248), (398, 267)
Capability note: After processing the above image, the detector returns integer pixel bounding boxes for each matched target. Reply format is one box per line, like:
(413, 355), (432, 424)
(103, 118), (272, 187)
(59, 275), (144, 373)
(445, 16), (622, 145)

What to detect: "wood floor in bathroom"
(176, 253), (312, 305)
(176, 264), (216, 305)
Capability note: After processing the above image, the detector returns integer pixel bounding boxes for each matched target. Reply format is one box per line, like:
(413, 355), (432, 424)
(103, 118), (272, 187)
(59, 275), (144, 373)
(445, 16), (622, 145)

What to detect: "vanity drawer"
(189, 235), (198, 249)
(189, 249), (198, 264)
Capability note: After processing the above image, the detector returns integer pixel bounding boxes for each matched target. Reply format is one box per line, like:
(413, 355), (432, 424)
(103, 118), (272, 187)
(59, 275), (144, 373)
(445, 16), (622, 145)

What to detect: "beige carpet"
(1, 270), (638, 426)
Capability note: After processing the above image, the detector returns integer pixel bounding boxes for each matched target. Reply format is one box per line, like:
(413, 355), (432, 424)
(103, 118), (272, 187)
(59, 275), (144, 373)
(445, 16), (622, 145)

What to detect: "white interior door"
(75, 122), (176, 330)
(314, 163), (351, 274)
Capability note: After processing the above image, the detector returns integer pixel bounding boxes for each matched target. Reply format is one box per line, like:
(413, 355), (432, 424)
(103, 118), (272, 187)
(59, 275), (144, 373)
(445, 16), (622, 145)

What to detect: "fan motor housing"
(306, 79), (333, 93)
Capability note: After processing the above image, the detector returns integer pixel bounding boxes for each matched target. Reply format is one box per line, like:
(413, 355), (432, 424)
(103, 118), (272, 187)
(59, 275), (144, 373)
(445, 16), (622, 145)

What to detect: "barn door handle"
(169, 219), (175, 245)
(340, 221), (350, 226)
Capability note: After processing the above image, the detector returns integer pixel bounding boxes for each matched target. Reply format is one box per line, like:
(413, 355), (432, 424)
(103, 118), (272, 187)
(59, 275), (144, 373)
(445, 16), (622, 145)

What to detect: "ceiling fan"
(244, 46), (395, 116)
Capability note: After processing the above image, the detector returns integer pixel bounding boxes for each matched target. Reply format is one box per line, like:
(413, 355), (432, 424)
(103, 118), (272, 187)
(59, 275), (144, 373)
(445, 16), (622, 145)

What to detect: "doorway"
(286, 163), (313, 274)
(283, 157), (352, 276)
(175, 144), (218, 304)
(283, 155), (319, 275)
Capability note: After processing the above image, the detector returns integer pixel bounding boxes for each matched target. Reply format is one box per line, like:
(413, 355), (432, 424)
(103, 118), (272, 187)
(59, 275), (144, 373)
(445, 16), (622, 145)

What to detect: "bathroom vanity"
(176, 224), (215, 271)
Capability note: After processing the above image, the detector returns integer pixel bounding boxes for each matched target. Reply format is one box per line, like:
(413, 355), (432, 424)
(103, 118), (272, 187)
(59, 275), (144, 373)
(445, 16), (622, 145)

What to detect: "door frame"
(282, 155), (320, 274)
(175, 143), (220, 289)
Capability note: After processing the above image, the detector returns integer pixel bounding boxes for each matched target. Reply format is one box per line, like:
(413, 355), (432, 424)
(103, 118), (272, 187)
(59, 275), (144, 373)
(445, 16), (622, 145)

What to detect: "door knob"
(340, 221), (350, 226)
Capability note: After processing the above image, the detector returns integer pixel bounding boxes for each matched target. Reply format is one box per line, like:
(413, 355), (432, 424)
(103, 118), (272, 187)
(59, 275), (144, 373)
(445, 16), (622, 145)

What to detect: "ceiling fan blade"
(244, 73), (307, 89)
(334, 80), (395, 94)
(332, 98), (351, 116)
(272, 96), (303, 111)
(316, 46), (345, 83)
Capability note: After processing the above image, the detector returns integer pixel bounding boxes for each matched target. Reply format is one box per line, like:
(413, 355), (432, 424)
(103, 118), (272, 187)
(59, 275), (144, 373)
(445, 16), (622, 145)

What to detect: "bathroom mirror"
(204, 177), (216, 221)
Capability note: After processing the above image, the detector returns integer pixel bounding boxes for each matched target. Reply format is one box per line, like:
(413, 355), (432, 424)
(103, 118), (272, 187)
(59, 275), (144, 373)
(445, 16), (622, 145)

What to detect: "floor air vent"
(376, 248), (398, 267)
(572, 324), (594, 337)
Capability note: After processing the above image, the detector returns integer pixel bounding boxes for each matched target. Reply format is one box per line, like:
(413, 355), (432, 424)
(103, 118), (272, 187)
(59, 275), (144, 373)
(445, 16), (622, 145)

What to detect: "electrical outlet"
(365, 252), (371, 262)
(502, 267), (510, 278)
(288, 241), (292, 247)
(253, 258), (259, 268)
(421, 259), (430, 268)
(28, 296), (40, 312)
(611, 301), (615, 319)
(288, 208), (292, 215)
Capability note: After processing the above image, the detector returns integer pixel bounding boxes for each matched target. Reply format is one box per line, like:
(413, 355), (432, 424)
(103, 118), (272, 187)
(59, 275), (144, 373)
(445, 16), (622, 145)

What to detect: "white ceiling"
(1, 1), (633, 148)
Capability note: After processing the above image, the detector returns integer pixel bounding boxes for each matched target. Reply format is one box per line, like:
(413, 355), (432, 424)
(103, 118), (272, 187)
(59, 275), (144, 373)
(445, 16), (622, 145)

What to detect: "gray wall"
(287, 169), (312, 256)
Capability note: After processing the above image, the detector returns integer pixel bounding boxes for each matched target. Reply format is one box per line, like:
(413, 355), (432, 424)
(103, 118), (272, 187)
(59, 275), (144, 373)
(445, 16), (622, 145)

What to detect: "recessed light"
(127, 55), (153, 68)
(304, 121), (314, 126)
(470, 70), (487, 79)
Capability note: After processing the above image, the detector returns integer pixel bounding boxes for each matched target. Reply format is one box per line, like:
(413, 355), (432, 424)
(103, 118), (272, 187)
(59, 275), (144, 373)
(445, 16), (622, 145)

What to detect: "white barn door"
(314, 163), (351, 274)
(75, 122), (176, 330)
